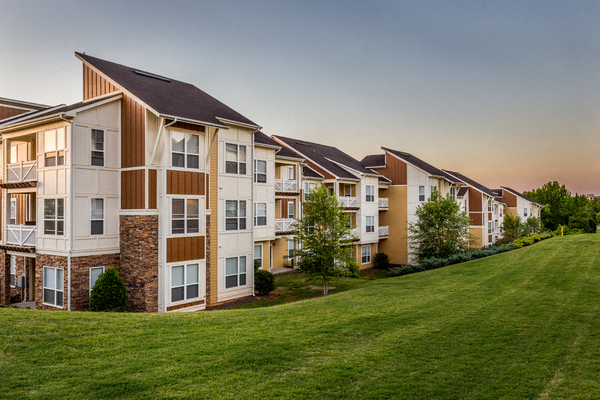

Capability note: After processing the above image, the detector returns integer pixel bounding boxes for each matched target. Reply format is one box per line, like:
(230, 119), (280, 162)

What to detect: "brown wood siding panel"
(166, 236), (205, 263)
(488, 212), (492, 220)
(121, 170), (145, 209)
(121, 95), (145, 168)
(488, 234), (493, 242)
(371, 154), (407, 185)
(148, 169), (157, 209)
(304, 159), (335, 180)
(166, 170), (206, 195)
(504, 192), (517, 208)
(469, 212), (483, 226)
(0, 106), (30, 120)
(10, 193), (28, 225)
(469, 188), (483, 212)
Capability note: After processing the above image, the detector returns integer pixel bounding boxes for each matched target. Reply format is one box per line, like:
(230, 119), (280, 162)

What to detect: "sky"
(1, 0), (599, 194)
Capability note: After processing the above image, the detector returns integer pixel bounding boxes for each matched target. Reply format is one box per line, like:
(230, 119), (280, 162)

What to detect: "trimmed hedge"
(255, 269), (276, 295)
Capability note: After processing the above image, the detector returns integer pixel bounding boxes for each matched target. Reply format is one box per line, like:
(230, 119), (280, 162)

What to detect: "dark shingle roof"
(378, 175), (392, 183)
(76, 52), (258, 129)
(254, 131), (281, 148)
(443, 170), (496, 197)
(273, 136), (379, 180)
(382, 147), (463, 184)
(360, 154), (385, 168)
(276, 146), (303, 160)
(457, 186), (469, 198)
(302, 165), (324, 179)
(501, 186), (544, 207)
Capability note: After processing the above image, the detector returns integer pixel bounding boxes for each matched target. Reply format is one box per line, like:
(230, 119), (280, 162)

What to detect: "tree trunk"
(324, 281), (328, 296)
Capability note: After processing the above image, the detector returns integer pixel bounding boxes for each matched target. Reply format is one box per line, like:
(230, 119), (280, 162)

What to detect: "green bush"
(388, 264), (426, 277)
(89, 267), (129, 312)
(374, 252), (390, 269)
(255, 269), (276, 295)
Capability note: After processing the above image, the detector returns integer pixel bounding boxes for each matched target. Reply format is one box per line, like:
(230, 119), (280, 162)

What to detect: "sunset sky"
(1, 0), (598, 194)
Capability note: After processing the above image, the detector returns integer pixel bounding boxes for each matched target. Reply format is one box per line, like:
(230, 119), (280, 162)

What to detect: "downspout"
(251, 131), (255, 296)
(161, 118), (177, 313)
(59, 114), (73, 311)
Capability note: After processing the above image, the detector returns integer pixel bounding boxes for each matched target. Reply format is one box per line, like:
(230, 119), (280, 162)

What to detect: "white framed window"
(91, 129), (104, 166)
(89, 266), (105, 294)
(10, 256), (16, 286)
(44, 128), (65, 167)
(44, 198), (64, 235)
(488, 221), (493, 234)
(171, 198), (200, 234)
(254, 245), (262, 270)
(43, 266), (64, 307)
(524, 208), (528, 217)
(9, 198), (17, 225)
(171, 263), (200, 302)
(344, 184), (351, 197)
(225, 256), (247, 289)
(431, 186), (436, 196)
(366, 216), (375, 233)
(303, 182), (315, 201)
(365, 185), (374, 202)
(488, 199), (493, 212)
(91, 198), (104, 235)
(529, 208), (532, 217)
(287, 239), (295, 260)
(287, 166), (294, 180)
(328, 187), (335, 196)
(225, 143), (246, 174)
(450, 187), (456, 200)
(172, 131), (200, 169)
(288, 201), (294, 218)
(225, 200), (247, 231)
(361, 245), (371, 264)
(254, 160), (267, 183)
(254, 203), (267, 226)
(419, 186), (425, 202)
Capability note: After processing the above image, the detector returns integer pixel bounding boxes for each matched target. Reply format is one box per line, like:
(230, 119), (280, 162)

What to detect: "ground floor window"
(287, 240), (295, 262)
(10, 256), (16, 286)
(361, 245), (371, 264)
(89, 266), (105, 294)
(171, 263), (200, 302)
(225, 256), (247, 289)
(254, 245), (262, 270)
(43, 266), (64, 307)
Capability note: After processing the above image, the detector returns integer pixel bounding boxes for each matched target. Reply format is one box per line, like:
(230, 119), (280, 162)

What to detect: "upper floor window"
(9, 198), (16, 224)
(44, 198), (64, 235)
(431, 186), (437, 195)
(226, 200), (247, 231)
(91, 129), (104, 166)
(286, 166), (294, 180)
(91, 198), (104, 235)
(303, 182), (315, 201)
(419, 186), (425, 202)
(254, 203), (267, 226)
(45, 129), (65, 167)
(365, 185), (374, 202)
(487, 199), (493, 212)
(172, 131), (200, 169)
(343, 185), (351, 197)
(225, 143), (246, 174)
(524, 208), (528, 217)
(254, 160), (267, 183)
(488, 221), (493, 234)
(172, 198), (199, 234)
(450, 187), (456, 200)
(366, 216), (375, 233)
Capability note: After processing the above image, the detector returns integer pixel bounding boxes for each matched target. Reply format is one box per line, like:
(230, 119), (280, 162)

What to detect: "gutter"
(59, 113), (74, 311)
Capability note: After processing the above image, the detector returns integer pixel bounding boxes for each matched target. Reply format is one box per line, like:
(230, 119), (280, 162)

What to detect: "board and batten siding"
(166, 170), (206, 196)
(0, 105), (29, 120)
(82, 64), (119, 100)
(166, 236), (205, 263)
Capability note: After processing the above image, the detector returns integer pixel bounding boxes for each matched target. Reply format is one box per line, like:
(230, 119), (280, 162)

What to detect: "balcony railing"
(342, 228), (358, 240)
(339, 196), (357, 208)
(6, 224), (36, 246)
(6, 161), (37, 183)
(275, 179), (297, 193)
(275, 218), (296, 233)
(378, 198), (389, 209)
(379, 225), (389, 237)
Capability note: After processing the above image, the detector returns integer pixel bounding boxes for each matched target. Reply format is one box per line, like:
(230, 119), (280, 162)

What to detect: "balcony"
(342, 228), (358, 240)
(339, 196), (357, 208)
(379, 225), (389, 237)
(6, 161), (37, 183)
(378, 198), (389, 209)
(275, 179), (298, 193)
(275, 218), (296, 234)
(6, 224), (36, 247)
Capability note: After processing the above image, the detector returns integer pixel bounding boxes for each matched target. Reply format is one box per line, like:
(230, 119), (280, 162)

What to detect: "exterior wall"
(358, 176), (380, 245)
(272, 237), (292, 268)
(254, 145), (276, 240)
(82, 63), (119, 100)
(469, 227), (483, 249)
(0, 105), (31, 120)
(0, 250), (11, 305)
(358, 242), (376, 269)
(378, 186), (408, 265)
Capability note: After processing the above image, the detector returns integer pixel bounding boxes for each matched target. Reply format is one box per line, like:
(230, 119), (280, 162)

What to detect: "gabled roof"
(302, 165), (324, 179)
(254, 131), (281, 148)
(443, 170), (496, 197)
(378, 175), (392, 184)
(500, 186), (544, 207)
(273, 136), (380, 180)
(380, 147), (463, 184)
(360, 154), (385, 168)
(276, 146), (303, 160)
(76, 52), (259, 129)
(457, 186), (469, 198)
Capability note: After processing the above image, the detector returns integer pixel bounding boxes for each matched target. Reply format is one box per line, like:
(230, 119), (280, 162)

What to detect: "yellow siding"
(506, 208), (518, 217)
(378, 186), (408, 265)
(469, 227), (483, 249)
(272, 237), (292, 268)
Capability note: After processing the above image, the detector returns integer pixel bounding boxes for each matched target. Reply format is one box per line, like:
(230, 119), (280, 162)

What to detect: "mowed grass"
(1, 235), (600, 399)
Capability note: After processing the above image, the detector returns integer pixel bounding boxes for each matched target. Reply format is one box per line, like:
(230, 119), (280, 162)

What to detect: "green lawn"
(1, 235), (599, 399)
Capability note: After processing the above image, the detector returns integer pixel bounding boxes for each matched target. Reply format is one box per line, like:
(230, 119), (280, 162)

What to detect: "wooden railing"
(6, 224), (36, 246)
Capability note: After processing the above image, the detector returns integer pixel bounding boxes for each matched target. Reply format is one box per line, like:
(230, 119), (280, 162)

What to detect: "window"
(10, 256), (16, 286)
(172, 131), (200, 169)
(43, 266), (64, 307)
(44, 199), (64, 235)
(529, 208), (532, 217)
(524, 208), (528, 217)
(44, 129), (65, 167)
(361, 245), (371, 264)
(225, 256), (247, 289)
(288, 201), (294, 218)
(91, 198), (104, 235)
(431, 186), (437, 196)
(450, 187), (456, 200)
(89, 266), (104, 294)
(254, 203), (267, 226)
(287, 240), (295, 260)
(171, 263), (199, 302)
(254, 160), (267, 183)
(344, 185), (351, 197)
(9, 198), (16, 225)
(488, 221), (493, 234)
(171, 198), (199, 234)
(287, 167), (294, 180)
(91, 129), (104, 166)
(254, 245), (262, 270)
(366, 216), (375, 233)
(328, 187), (334, 196)
(365, 185), (374, 202)
(225, 200), (246, 231)
(488, 199), (493, 212)
(419, 186), (425, 202)
(303, 182), (315, 201)
(225, 143), (246, 174)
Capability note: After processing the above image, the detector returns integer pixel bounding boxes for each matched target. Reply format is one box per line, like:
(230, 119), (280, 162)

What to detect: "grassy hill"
(1, 234), (599, 399)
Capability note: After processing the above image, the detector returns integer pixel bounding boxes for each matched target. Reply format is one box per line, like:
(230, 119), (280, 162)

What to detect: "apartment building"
(0, 97), (48, 121)
(361, 147), (462, 265)
(495, 187), (543, 221)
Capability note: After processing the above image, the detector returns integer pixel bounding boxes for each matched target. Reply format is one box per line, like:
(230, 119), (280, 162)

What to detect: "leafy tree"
(89, 267), (129, 312)
(408, 190), (472, 262)
(524, 182), (571, 230)
(524, 216), (542, 236)
(502, 214), (524, 241)
(292, 184), (359, 295)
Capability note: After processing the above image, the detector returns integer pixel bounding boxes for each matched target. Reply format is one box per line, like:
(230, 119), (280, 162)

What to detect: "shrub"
(255, 269), (276, 295)
(388, 264), (426, 277)
(89, 267), (129, 312)
(374, 252), (390, 269)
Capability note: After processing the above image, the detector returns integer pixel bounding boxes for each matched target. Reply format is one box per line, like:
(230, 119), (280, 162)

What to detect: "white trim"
(361, 245), (371, 265)
(89, 266), (105, 294)
(90, 198), (105, 236)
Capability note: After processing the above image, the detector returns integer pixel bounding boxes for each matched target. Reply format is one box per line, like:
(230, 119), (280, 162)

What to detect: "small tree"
(408, 190), (472, 262)
(502, 214), (522, 241)
(89, 267), (129, 312)
(255, 270), (276, 295)
(524, 216), (542, 236)
(374, 252), (390, 269)
(292, 185), (359, 295)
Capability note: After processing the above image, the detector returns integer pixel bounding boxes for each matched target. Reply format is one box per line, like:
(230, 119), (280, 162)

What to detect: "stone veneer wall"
(0, 250), (9, 306)
(9, 256), (26, 302)
(120, 215), (159, 312)
(35, 254), (68, 311)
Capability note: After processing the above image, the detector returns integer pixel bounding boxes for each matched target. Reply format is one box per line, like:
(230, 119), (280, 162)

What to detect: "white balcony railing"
(275, 179), (297, 193)
(379, 225), (389, 237)
(275, 218), (296, 233)
(342, 228), (358, 240)
(6, 161), (37, 183)
(6, 224), (36, 246)
(378, 198), (389, 209)
(339, 196), (357, 208)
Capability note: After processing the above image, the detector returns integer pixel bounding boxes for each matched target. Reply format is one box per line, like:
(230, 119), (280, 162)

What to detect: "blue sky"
(1, 0), (599, 193)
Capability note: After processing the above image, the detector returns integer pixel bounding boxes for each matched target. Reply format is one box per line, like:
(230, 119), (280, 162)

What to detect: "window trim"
(9, 198), (16, 225)
(254, 203), (267, 227)
(43, 266), (64, 308)
(10, 256), (16, 287)
(225, 143), (247, 175)
(225, 256), (247, 289)
(89, 266), (105, 295)
(225, 200), (247, 231)
(91, 198), (104, 236)
(171, 130), (201, 169)
(44, 128), (65, 168)
(254, 244), (263, 270)
(419, 186), (425, 202)
(171, 198), (200, 235)
(365, 185), (374, 202)
(43, 198), (65, 236)
(170, 262), (200, 303)
(366, 216), (375, 233)
(254, 159), (267, 183)
(361, 245), (371, 265)
(287, 201), (294, 218)
(91, 128), (105, 167)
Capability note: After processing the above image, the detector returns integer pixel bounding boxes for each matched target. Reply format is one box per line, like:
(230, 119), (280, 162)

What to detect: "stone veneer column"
(35, 254), (68, 310)
(120, 214), (159, 312)
(0, 250), (10, 306)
